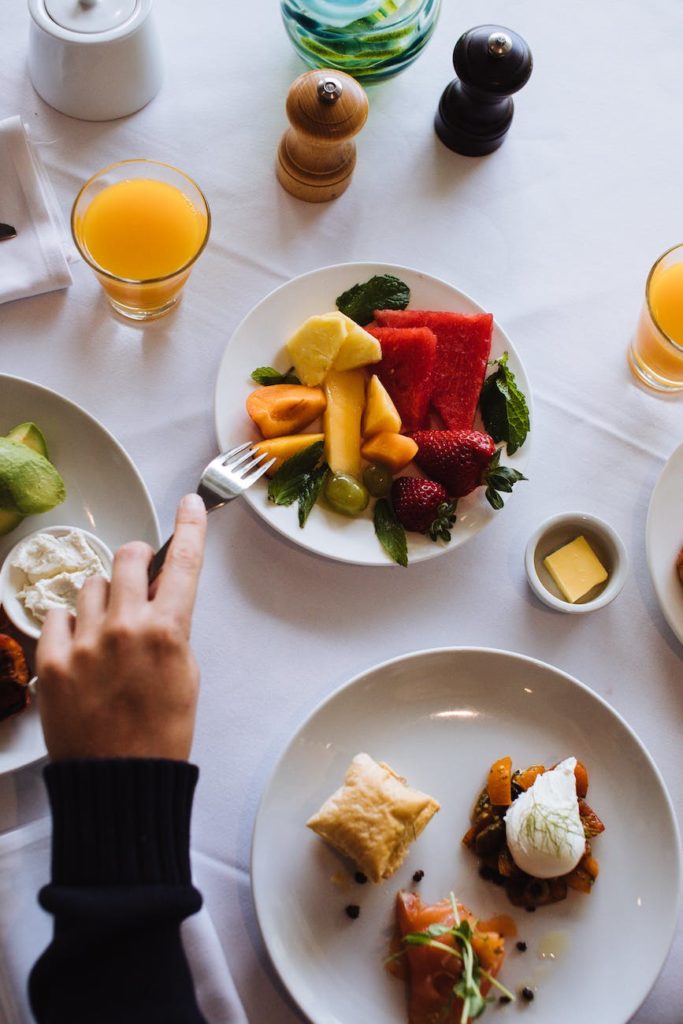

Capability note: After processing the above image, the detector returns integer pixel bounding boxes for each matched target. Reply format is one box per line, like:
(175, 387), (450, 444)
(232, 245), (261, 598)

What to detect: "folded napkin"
(0, 116), (74, 306)
(0, 818), (248, 1024)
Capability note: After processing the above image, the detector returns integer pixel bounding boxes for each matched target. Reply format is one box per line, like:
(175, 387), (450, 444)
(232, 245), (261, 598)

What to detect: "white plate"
(252, 647), (680, 1024)
(0, 374), (160, 775)
(646, 441), (683, 644)
(215, 262), (531, 566)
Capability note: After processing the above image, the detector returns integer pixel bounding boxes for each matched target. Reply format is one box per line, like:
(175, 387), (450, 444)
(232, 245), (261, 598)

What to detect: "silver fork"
(148, 442), (275, 583)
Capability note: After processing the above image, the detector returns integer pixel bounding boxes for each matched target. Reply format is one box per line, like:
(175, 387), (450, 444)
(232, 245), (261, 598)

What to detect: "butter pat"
(543, 535), (608, 603)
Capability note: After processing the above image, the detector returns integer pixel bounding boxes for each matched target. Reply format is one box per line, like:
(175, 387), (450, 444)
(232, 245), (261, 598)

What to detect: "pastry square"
(306, 752), (440, 882)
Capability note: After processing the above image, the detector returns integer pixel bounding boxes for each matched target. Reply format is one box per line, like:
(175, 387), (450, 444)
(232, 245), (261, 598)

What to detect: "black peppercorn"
(354, 871), (367, 884)
(412, 869), (424, 882)
(498, 994), (512, 1004)
(516, 941), (527, 952)
(525, 905), (536, 913)
(521, 986), (535, 1002)
(345, 904), (360, 919)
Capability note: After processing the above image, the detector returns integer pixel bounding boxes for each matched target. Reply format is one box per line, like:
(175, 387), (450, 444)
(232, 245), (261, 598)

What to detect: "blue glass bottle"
(281, 0), (441, 83)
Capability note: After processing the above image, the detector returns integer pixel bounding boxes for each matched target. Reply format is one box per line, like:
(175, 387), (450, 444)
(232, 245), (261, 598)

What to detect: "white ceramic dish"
(214, 262), (531, 567)
(251, 647), (680, 1024)
(525, 512), (628, 613)
(0, 374), (160, 775)
(0, 525), (113, 640)
(646, 441), (683, 644)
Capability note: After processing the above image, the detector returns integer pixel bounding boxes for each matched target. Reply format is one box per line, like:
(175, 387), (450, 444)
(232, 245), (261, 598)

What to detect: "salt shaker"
(434, 25), (532, 156)
(276, 69), (369, 203)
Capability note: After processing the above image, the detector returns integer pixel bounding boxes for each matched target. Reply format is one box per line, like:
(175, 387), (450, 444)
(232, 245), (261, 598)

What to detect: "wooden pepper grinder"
(277, 69), (369, 203)
(435, 25), (532, 156)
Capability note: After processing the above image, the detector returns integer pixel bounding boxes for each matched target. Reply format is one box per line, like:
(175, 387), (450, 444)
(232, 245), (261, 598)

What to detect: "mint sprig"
(401, 893), (515, 1022)
(336, 274), (410, 326)
(479, 352), (530, 455)
(373, 498), (408, 567)
(267, 440), (325, 514)
(298, 464), (329, 528)
(250, 366), (300, 386)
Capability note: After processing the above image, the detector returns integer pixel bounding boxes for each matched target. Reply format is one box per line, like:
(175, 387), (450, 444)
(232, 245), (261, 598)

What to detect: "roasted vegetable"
(0, 633), (30, 721)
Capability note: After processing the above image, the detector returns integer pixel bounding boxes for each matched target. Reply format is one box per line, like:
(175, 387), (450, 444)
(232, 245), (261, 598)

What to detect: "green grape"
(324, 473), (370, 517)
(362, 463), (393, 497)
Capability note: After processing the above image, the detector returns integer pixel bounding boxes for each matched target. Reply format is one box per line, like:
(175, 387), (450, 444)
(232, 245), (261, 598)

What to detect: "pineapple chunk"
(362, 374), (401, 436)
(252, 433), (324, 476)
(323, 369), (366, 479)
(334, 314), (382, 372)
(286, 313), (347, 386)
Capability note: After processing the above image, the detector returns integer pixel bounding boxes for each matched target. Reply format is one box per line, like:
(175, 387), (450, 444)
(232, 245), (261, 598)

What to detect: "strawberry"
(411, 429), (526, 509)
(391, 477), (457, 541)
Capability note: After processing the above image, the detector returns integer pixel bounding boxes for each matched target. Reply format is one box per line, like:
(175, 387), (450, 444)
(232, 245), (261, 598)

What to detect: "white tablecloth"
(1, 1), (681, 1021)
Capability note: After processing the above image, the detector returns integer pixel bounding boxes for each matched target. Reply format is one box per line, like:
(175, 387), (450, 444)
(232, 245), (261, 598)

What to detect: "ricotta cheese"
(13, 529), (108, 622)
(504, 757), (585, 879)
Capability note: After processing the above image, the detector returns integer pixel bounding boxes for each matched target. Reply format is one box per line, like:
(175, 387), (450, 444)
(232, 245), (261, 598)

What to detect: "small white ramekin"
(525, 512), (628, 614)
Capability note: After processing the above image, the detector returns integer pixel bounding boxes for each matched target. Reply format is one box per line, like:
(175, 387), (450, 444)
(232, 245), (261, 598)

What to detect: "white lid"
(44, 0), (137, 34)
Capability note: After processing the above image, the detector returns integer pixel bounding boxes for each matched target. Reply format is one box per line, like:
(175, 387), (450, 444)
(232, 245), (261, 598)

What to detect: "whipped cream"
(13, 530), (108, 623)
(504, 757), (585, 879)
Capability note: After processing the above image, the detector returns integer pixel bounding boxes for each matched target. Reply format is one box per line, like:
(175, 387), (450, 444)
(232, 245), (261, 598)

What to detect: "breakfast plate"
(646, 441), (683, 645)
(214, 262), (532, 566)
(0, 374), (161, 774)
(251, 647), (680, 1024)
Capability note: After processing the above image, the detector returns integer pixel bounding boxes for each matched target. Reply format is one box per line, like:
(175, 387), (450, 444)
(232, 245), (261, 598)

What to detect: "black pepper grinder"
(435, 25), (532, 156)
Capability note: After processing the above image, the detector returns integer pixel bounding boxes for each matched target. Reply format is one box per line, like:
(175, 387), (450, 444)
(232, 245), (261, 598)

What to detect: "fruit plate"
(0, 375), (161, 775)
(251, 647), (680, 1024)
(214, 262), (532, 566)
(646, 441), (683, 645)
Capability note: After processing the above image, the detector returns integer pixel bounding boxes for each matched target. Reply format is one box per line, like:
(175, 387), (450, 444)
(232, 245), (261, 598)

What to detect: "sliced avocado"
(0, 439), (66, 515)
(5, 421), (49, 458)
(0, 507), (23, 536)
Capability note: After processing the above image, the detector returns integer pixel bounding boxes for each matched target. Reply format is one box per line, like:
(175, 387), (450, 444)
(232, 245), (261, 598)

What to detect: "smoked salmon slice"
(394, 891), (507, 1024)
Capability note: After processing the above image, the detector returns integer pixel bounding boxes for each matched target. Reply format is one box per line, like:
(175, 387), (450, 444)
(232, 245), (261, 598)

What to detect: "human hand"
(36, 493), (207, 762)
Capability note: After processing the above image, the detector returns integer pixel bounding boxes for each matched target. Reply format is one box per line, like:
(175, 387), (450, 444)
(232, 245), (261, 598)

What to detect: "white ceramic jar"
(28, 0), (163, 121)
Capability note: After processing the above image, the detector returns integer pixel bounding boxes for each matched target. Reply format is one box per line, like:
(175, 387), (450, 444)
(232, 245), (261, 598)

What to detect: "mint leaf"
(250, 366), (300, 386)
(336, 275), (410, 326)
(298, 465), (329, 527)
(374, 498), (408, 567)
(479, 352), (530, 455)
(267, 441), (324, 506)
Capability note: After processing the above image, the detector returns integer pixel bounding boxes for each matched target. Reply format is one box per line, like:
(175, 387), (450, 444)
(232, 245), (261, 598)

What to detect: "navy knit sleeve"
(29, 759), (208, 1024)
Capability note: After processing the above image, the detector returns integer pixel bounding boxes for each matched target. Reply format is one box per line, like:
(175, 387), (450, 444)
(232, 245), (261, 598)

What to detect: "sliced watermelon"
(373, 309), (493, 430)
(366, 326), (437, 432)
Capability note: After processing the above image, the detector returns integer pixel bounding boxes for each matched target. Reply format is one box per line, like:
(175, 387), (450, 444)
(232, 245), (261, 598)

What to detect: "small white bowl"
(525, 512), (628, 614)
(0, 525), (113, 639)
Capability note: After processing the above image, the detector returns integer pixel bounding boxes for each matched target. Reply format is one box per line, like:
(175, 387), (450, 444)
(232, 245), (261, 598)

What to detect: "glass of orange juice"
(71, 159), (210, 321)
(628, 243), (683, 392)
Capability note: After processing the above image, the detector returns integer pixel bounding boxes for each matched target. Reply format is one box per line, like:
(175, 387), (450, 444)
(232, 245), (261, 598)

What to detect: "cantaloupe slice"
(252, 433), (324, 476)
(360, 432), (417, 473)
(323, 368), (366, 479)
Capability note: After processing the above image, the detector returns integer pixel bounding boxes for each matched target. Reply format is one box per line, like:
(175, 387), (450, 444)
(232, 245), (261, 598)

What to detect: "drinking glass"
(628, 243), (683, 392)
(71, 159), (210, 321)
(280, 0), (441, 83)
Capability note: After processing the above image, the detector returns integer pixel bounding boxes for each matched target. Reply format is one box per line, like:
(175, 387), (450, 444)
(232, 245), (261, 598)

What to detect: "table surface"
(1, 2), (682, 1022)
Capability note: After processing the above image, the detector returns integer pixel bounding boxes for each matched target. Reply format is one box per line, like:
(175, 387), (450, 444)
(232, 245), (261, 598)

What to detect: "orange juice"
(629, 246), (683, 391)
(72, 161), (210, 321)
(80, 179), (207, 280)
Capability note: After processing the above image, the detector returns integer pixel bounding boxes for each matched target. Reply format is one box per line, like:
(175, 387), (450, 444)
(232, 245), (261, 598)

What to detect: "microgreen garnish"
(400, 893), (515, 1022)
(250, 366), (300, 386)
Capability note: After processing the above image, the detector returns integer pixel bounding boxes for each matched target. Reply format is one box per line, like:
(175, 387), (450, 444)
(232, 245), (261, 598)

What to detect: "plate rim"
(251, 644), (682, 1024)
(213, 260), (533, 567)
(646, 440), (683, 644)
(0, 372), (162, 775)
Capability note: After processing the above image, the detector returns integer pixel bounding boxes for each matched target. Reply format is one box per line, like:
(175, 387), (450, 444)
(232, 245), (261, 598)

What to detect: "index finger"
(153, 494), (207, 626)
